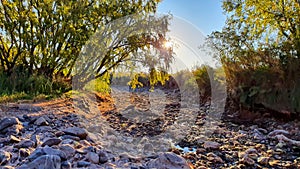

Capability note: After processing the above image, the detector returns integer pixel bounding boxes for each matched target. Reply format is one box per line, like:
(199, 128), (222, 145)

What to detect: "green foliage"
(72, 14), (172, 88)
(84, 73), (111, 94)
(173, 69), (196, 92)
(0, 0), (170, 96)
(204, 0), (300, 116)
(128, 73), (148, 89)
(0, 92), (28, 103)
(222, 0), (300, 58)
(0, 0), (164, 77)
(192, 66), (212, 104)
(0, 66), (70, 97)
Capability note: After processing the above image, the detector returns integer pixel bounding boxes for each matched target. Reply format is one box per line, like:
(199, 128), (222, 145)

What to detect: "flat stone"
(147, 152), (190, 169)
(55, 131), (65, 137)
(15, 139), (35, 148)
(60, 135), (81, 141)
(42, 138), (62, 147)
(63, 127), (88, 139)
(203, 141), (221, 150)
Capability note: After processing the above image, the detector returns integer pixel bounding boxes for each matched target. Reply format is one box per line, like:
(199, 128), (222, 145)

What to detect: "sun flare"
(163, 41), (173, 49)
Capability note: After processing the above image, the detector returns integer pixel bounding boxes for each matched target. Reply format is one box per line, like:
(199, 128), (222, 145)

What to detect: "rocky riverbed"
(0, 91), (299, 169)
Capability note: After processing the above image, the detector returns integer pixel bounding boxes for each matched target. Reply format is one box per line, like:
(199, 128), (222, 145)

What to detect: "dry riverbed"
(0, 90), (299, 169)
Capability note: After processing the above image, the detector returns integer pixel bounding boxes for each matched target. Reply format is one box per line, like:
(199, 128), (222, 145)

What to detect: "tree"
(221, 0), (300, 58)
(72, 13), (172, 88)
(206, 0), (300, 115)
(0, 0), (170, 82)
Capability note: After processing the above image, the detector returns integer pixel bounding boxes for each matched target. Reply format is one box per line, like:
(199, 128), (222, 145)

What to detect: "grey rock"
(55, 131), (65, 137)
(30, 134), (41, 146)
(59, 145), (76, 159)
(268, 129), (289, 137)
(147, 152), (190, 169)
(86, 132), (99, 143)
(0, 150), (11, 165)
(61, 161), (72, 169)
(86, 152), (99, 164)
(34, 117), (49, 126)
(1, 124), (23, 135)
(60, 139), (74, 145)
(16, 115), (26, 122)
(22, 121), (30, 128)
(43, 146), (67, 160)
(28, 148), (45, 161)
(0, 117), (20, 131)
(15, 139), (35, 148)
(62, 127), (88, 139)
(42, 138), (62, 147)
(20, 155), (61, 169)
(257, 128), (268, 134)
(240, 155), (255, 165)
(203, 141), (221, 150)
(98, 150), (109, 164)
(77, 161), (91, 167)
(60, 135), (80, 141)
(36, 126), (53, 133)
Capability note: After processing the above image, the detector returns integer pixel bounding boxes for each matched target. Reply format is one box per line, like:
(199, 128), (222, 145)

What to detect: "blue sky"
(157, 0), (226, 35)
(156, 0), (227, 68)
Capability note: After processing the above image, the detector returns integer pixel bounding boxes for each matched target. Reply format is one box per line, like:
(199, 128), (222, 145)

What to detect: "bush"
(223, 53), (300, 116)
(0, 66), (71, 98)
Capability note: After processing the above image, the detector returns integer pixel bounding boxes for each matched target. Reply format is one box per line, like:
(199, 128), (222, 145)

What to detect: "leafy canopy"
(0, 0), (170, 79)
